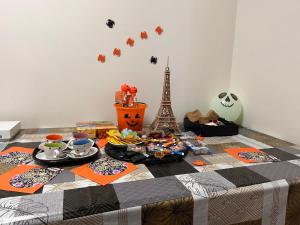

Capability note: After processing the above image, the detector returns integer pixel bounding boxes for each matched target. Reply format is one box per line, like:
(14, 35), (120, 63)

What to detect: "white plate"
(68, 147), (99, 159)
(67, 139), (95, 150)
(35, 151), (68, 161)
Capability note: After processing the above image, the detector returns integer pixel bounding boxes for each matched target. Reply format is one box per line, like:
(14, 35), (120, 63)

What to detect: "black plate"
(32, 143), (100, 167)
(105, 143), (188, 165)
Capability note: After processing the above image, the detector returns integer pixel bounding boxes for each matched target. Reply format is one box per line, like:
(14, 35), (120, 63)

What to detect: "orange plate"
(225, 147), (263, 163)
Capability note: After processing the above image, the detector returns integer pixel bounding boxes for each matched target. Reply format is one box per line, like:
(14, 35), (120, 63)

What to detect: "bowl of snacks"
(107, 129), (143, 147)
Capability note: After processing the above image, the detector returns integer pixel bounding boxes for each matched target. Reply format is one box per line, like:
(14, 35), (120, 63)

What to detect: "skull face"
(210, 92), (242, 122)
(218, 92), (239, 108)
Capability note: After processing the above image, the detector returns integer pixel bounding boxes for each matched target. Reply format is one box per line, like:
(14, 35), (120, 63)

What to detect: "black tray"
(105, 143), (188, 165)
(32, 143), (100, 167)
(184, 117), (239, 137)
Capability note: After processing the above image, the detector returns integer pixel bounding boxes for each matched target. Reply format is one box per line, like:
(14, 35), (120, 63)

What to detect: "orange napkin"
(71, 157), (137, 186)
(225, 147), (265, 163)
(0, 147), (34, 166)
(96, 139), (108, 148)
(0, 165), (62, 193)
(0, 147), (34, 155)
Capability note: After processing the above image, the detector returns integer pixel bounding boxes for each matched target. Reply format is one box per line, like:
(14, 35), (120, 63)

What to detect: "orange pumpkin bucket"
(114, 103), (147, 131)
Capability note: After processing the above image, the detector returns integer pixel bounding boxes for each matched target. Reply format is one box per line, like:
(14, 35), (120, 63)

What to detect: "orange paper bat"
(126, 38), (135, 47)
(155, 26), (163, 35)
(98, 54), (106, 63)
(113, 48), (121, 57)
(140, 31), (148, 40)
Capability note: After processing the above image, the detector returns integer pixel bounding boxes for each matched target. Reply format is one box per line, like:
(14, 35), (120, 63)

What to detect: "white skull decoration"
(210, 92), (242, 122)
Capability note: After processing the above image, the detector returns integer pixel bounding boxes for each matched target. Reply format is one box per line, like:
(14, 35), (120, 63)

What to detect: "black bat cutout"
(150, 56), (158, 64)
(106, 19), (115, 28)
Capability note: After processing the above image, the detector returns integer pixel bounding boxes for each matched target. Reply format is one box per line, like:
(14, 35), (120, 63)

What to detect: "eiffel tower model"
(150, 58), (180, 132)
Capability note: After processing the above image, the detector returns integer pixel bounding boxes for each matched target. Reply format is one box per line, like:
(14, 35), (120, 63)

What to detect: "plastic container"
(184, 117), (239, 137)
(114, 103), (147, 131)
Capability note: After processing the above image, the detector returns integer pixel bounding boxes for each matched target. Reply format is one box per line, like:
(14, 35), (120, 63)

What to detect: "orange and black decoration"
(150, 56), (158, 64)
(155, 26), (163, 35)
(98, 54), (106, 63)
(98, 22), (165, 63)
(113, 48), (121, 57)
(106, 19), (115, 29)
(126, 38), (135, 47)
(140, 31), (148, 40)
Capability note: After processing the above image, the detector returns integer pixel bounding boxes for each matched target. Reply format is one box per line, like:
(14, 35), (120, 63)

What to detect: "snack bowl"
(107, 129), (143, 147)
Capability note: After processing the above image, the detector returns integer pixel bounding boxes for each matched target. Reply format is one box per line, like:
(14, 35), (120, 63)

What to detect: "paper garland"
(98, 25), (164, 63)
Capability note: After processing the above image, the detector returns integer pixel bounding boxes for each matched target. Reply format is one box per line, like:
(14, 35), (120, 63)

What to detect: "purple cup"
(73, 132), (89, 140)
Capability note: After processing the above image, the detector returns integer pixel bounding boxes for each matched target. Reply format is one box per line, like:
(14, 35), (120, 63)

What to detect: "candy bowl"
(107, 129), (143, 147)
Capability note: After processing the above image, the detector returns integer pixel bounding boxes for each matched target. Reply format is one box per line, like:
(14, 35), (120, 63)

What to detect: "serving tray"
(105, 143), (188, 165)
(32, 142), (100, 166)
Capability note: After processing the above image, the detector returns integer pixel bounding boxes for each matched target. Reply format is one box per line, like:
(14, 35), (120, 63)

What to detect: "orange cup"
(114, 103), (147, 131)
(45, 134), (63, 142)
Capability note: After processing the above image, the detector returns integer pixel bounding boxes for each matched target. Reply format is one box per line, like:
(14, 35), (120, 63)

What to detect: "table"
(0, 127), (300, 225)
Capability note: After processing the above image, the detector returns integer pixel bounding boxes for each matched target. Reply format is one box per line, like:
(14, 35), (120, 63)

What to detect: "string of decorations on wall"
(97, 19), (164, 64)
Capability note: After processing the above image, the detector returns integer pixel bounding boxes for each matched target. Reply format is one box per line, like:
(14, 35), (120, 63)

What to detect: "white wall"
(230, 0), (300, 145)
(0, 0), (237, 128)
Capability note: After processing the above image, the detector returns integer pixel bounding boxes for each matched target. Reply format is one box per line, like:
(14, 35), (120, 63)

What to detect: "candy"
(192, 160), (206, 166)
